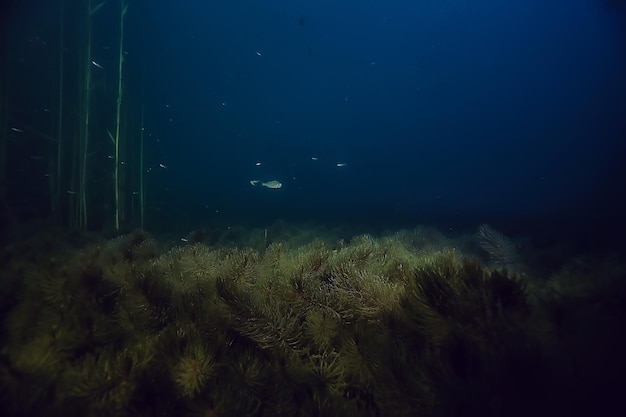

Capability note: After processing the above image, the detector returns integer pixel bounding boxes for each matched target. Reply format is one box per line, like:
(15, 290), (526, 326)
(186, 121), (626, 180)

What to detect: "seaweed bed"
(0, 227), (624, 417)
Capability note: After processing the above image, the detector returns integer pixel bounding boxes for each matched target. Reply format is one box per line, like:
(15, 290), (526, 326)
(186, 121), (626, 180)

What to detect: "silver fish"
(250, 180), (282, 189)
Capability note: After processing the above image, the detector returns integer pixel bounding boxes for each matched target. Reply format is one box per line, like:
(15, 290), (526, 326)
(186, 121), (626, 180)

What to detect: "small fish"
(91, 60), (104, 69)
(250, 180), (282, 189)
(311, 157), (318, 161)
(255, 162), (262, 166)
(256, 51), (262, 56)
(11, 127), (23, 133)
(159, 163), (167, 169)
(336, 163), (348, 167)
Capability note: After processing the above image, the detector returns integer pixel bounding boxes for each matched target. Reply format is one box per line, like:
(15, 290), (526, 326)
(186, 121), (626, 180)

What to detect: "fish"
(336, 163), (348, 167)
(91, 60), (104, 69)
(250, 180), (282, 189)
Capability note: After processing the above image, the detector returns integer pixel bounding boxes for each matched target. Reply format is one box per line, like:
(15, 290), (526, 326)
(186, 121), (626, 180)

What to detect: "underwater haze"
(4, 2), (626, 416)
(1, 0), (626, 248)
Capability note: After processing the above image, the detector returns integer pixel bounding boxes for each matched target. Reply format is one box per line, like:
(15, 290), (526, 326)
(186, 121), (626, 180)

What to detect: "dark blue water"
(3, 0), (626, 248)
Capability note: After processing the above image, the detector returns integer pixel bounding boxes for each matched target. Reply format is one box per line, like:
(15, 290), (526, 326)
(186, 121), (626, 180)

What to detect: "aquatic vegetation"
(476, 224), (519, 268)
(0, 228), (623, 416)
(172, 342), (216, 398)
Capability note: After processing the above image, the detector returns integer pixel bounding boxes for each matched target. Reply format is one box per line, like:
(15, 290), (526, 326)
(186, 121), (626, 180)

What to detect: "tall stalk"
(0, 19), (7, 229)
(140, 99), (145, 228)
(55, 0), (64, 217)
(77, 0), (96, 229)
(113, 0), (128, 230)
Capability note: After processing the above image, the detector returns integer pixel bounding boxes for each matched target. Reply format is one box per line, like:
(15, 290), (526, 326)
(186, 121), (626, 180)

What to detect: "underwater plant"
(113, 0), (129, 231)
(476, 224), (519, 268)
(171, 340), (216, 398)
(1, 227), (623, 416)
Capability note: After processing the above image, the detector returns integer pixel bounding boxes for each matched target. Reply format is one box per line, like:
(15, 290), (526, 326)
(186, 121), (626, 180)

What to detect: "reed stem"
(140, 100), (145, 229)
(79, 0), (93, 229)
(55, 0), (64, 217)
(113, 0), (128, 230)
